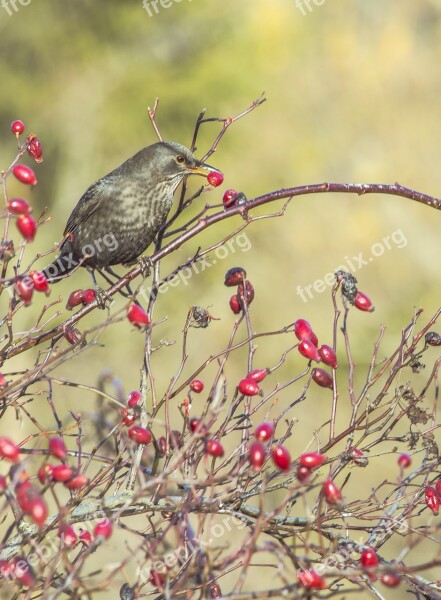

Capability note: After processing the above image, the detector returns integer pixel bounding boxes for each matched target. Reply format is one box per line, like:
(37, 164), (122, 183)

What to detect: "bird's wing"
(63, 178), (111, 236)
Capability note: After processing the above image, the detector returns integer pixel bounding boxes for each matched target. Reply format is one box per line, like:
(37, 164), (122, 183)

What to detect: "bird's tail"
(42, 253), (79, 283)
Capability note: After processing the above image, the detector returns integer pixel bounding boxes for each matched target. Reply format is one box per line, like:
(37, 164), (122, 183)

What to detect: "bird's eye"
(176, 155), (185, 164)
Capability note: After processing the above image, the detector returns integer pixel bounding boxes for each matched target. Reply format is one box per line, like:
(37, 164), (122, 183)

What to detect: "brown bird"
(43, 141), (220, 283)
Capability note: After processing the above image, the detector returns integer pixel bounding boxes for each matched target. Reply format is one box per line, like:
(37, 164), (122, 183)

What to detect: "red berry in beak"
(207, 171), (224, 187)
(16, 214), (37, 241)
(13, 164), (38, 186)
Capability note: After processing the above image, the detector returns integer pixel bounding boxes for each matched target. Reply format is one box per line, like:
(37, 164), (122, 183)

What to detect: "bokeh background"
(0, 1), (440, 598)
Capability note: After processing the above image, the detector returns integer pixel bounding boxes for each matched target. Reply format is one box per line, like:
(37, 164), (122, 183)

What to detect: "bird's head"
(142, 141), (221, 185)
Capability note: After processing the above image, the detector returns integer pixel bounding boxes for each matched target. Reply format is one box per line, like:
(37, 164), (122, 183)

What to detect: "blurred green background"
(0, 1), (440, 598)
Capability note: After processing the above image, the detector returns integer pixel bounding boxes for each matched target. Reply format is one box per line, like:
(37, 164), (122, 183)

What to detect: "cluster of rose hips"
(7, 120), (43, 243)
(294, 318), (336, 389)
(120, 391), (153, 445)
(224, 267), (254, 314)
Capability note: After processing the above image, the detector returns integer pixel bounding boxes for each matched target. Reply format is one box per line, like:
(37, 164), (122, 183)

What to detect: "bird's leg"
(100, 267), (136, 299)
(87, 268), (112, 310)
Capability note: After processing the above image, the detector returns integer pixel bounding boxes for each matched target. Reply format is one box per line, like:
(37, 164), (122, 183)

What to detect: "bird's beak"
(185, 161), (221, 178)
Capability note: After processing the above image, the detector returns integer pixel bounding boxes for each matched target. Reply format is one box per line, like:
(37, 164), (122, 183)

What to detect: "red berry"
(189, 417), (207, 435)
(361, 548), (379, 568)
(294, 319), (318, 346)
(207, 171), (224, 187)
(229, 294), (241, 314)
(14, 276), (33, 305)
(127, 390), (142, 407)
(12, 164), (37, 186)
(0, 374), (6, 388)
(16, 214), (37, 241)
(312, 367), (333, 389)
(425, 486), (440, 515)
(435, 479), (441, 498)
(121, 409), (137, 426)
(7, 197), (31, 214)
(16, 482), (48, 527)
(354, 291), (375, 312)
(30, 270), (50, 295)
(254, 421), (275, 442)
(0, 436), (20, 462)
(156, 436), (167, 457)
(296, 466), (311, 481)
(82, 288), (96, 305)
(347, 447), (369, 466)
(64, 473), (89, 490)
(398, 453), (411, 468)
(237, 280), (254, 307)
(11, 119), (25, 135)
(323, 479), (343, 506)
(381, 572), (401, 587)
(94, 519), (113, 540)
(249, 441), (266, 470)
(205, 439), (224, 457)
(238, 378), (260, 396)
(38, 463), (54, 484)
(149, 568), (166, 587)
(246, 368), (268, 383)
(52, 464), (73, 482)
(299, 452), (326, 469)
(9, 556), (35, 587)
(0, 475), (6, 492)
(26, 133), (43, 163)
(127, 303), (150, 328)
(79, 528), (93, 544)
(224, 267), (246, 286)
(271, 445), (291, 471)
(63, 324), (82, 345)
(58, 524), (77, 547)
(298, 339), (320, 362)
(190, 379), (204, 393)
(66, 289), (84, 309)
(297, 569), (327, 590)
(49, 436), (67, 460)
(128, 425), (152, 445)
(223, 189), (238, 208)
(209, 584), (222, 598)
(318, 345), (338, 368)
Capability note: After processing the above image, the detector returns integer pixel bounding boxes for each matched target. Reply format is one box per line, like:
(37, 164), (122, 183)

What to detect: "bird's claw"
(94, 287), (112, 310)
(138, 256), (153, 278)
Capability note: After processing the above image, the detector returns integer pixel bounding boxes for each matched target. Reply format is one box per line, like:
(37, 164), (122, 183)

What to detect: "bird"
(42, 141), (220, 284)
